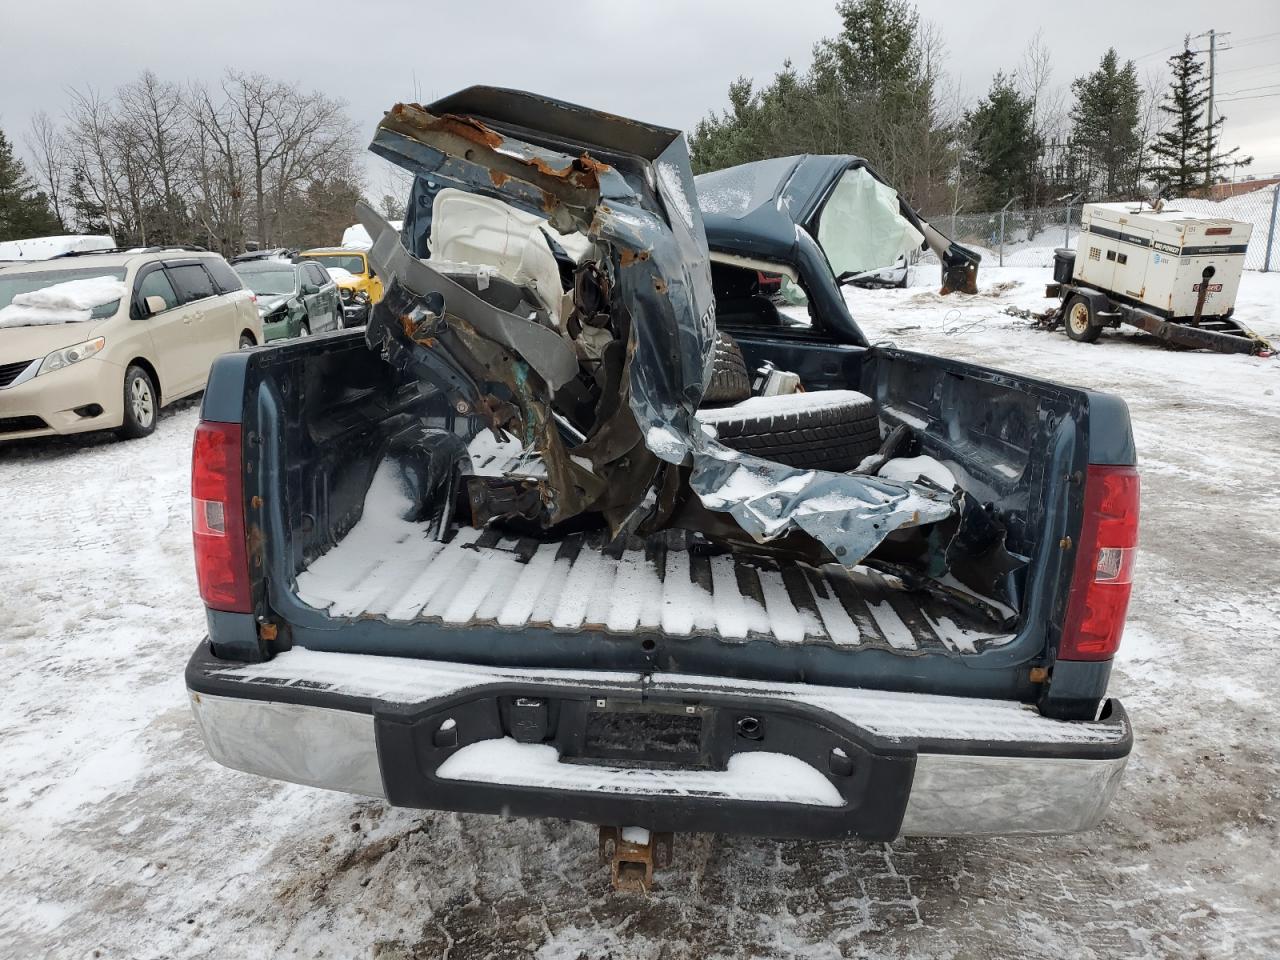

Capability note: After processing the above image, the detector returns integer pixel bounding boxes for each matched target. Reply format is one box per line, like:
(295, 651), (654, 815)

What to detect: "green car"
(233, 259), (342, 341)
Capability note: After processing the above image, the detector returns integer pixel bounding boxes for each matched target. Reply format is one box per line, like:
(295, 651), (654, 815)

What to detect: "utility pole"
(1206, 29), (1216, 187)
(1195, 28), (1231, 189)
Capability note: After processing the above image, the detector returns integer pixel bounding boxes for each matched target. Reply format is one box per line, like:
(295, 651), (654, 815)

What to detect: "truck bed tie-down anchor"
(599, 826), (674, 891)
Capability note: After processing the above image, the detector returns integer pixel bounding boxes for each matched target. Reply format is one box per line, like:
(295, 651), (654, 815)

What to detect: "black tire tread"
(706, 393), (881, 471)
(116, 365), (157, 440)
(702, 332), (751, 405)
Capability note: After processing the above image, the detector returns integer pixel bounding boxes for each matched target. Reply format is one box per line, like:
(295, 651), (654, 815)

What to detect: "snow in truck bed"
(694, 389), (872, 425)
(294, 459), (1012, 652)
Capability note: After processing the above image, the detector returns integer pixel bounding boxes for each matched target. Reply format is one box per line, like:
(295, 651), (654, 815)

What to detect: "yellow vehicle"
(298, 248), (383, 326)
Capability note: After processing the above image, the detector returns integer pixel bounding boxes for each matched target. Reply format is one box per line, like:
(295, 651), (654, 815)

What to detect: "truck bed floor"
(296, 523), (1012, 654)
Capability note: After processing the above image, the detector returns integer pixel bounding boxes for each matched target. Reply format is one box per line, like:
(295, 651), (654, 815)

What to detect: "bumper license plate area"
(574, 703), (709, 769)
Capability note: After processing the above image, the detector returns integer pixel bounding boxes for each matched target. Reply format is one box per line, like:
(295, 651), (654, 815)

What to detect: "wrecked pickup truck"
(186, 88), (1137, 870)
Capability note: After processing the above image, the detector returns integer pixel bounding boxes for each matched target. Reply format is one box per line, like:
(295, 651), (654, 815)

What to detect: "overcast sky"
(3, 0), (1279, 194)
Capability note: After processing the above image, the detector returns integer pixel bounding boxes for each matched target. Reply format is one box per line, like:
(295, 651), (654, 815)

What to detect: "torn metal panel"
(362, 87), (954, 567)
(681, 440), (953, 565)
(359, 213), (578, 390)
(379, 103), (607, 230)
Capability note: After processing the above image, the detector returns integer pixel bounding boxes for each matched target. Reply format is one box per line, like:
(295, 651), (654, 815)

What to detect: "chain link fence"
(922, 185), (1280, 271)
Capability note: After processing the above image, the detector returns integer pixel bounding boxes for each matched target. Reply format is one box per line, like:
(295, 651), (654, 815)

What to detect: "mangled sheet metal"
(360, 88), (953, 567)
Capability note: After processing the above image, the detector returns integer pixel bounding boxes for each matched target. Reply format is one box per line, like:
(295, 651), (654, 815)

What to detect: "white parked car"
(0, 248), (262, 442)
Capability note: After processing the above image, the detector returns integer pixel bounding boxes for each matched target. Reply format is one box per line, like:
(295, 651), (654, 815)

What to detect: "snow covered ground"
(1, 267), (1278, 959)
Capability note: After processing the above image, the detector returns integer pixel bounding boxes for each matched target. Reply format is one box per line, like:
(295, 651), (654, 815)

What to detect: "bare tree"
(262, 89), (358, 242)
(1016, 30), (1067, 233)
(222, 71), (287, 247)
(24, 111), (67, 226)
(184, 72), (360, 252)
(188, 79), (248, 254)
(913, 20), (961, 212)
(217, 71), (357, 247)
(118, 71), (191, 242)
(1133, 67), (1167, 196)
(377, 164), (414, 220)
(64, 86), (125, 238)
(108, 117), (150, 244)
(28, 70), (361, 253)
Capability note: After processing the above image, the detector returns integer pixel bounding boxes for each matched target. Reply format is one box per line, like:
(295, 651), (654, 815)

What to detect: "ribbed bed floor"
(296, 524), (1013, 653)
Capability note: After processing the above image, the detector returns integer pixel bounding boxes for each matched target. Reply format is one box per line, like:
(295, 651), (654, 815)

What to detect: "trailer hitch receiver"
(599, 826), (674, 892)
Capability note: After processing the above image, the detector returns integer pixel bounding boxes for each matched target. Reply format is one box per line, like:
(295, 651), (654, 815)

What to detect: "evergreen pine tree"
(965, 73), (1040, 209)
(66, 167), (112, 237)
(689, 0), (952, 205)
(0, 126), (63, 241)
(1070, 49), (1142, 198)
(815, 0), (925, 108)
(1147, 41), (1208, 196)
(1146, 40), (1252, 195)
(1200, 83), (1251, 187)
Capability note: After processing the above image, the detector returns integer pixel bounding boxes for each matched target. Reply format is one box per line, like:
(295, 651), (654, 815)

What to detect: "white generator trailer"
(1047, 202), (1269, 355)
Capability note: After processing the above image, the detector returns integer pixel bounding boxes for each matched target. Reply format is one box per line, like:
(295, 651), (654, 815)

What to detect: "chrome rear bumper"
(188, 644), (1130, 838)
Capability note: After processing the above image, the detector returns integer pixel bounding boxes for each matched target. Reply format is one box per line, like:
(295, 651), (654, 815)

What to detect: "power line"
(1134, 40), (1185, 62)
(1220, 61), (1280, 76)
(1224, 31), (1280, 49)
(1219, 83), (1280, 96)
(1217, 91), (1280, 103)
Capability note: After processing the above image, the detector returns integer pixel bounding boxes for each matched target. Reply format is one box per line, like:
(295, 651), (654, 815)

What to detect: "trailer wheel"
(1064, 295), (1102, 343)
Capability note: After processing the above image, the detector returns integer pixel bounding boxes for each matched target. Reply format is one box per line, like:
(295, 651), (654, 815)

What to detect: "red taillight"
(192, 420), (251, 613)
(1060, 465), (1140, 661)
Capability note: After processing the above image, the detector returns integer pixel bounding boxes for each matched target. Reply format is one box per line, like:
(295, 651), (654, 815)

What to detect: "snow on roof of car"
(0, 234), (115, 262)
(339, 221), (402, 250)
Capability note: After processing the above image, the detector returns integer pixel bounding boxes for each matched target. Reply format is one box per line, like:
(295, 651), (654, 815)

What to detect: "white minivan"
(0, 248), (262, 442)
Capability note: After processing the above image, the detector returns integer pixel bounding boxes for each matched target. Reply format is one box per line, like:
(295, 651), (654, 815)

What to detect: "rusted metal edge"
(379, 103), (608, 219)
(1123, 308), (1271, 355)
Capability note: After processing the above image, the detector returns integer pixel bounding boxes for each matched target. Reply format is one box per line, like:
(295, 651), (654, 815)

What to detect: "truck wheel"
(699, 390), (881, 472)
(702, 332), (752, 405)
(1064, 295), (1102, 343)
(116, 365), (157, 440)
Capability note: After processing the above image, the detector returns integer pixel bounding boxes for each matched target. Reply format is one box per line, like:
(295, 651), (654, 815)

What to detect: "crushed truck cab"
(186, 87), (1139, 848)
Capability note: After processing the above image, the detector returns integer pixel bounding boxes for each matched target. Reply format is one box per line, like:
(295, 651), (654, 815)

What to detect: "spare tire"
(697, 390), (881, 472)
(702, 331), (751, 405)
